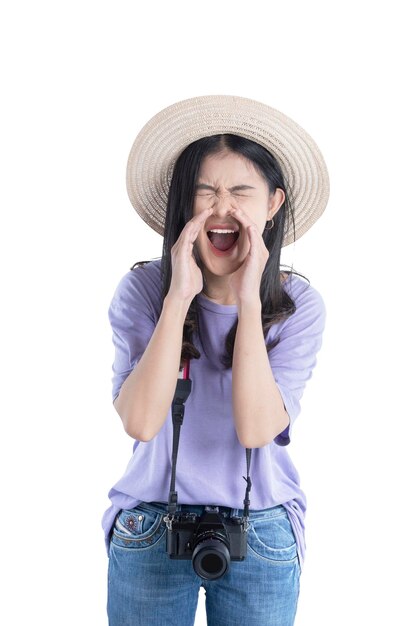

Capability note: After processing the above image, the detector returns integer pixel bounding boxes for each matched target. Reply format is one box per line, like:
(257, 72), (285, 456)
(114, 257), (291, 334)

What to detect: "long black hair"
(133, 134), (309, 368)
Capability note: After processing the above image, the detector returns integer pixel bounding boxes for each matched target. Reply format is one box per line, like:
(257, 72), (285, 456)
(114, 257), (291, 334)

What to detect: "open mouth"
(206, 229), (240, 253)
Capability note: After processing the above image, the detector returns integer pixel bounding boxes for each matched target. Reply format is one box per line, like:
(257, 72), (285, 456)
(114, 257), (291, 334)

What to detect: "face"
(193, 149), (285, 277)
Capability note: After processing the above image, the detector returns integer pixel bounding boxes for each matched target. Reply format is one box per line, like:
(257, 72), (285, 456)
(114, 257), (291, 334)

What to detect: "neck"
(201, 272), (236, 305)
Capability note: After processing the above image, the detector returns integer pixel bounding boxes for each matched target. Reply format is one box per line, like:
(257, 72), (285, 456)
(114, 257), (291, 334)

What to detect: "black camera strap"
(167, 371), (192, 516)
(167, 359), (253, 522)
(243, 448), (252, 519)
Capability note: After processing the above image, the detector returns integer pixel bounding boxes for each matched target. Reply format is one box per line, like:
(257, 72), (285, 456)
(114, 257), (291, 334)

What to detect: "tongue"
(209, 232), (237, 251)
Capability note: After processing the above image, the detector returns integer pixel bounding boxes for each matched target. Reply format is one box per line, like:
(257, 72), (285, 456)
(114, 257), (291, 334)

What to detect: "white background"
(1, 1), (417, 624)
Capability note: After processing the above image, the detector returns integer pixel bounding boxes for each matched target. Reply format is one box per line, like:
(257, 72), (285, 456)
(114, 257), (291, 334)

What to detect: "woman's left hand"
(229, 206), (269, 307)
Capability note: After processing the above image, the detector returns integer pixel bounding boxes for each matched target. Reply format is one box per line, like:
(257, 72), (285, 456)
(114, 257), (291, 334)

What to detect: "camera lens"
(192, 537), (230, 580)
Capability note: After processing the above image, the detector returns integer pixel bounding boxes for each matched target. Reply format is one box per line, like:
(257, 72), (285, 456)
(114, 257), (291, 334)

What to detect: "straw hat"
(126, 95), (330, 246)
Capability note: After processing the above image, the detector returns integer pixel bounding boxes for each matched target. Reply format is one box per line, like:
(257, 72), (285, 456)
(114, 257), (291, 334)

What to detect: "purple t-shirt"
(102, 259), (326, 570)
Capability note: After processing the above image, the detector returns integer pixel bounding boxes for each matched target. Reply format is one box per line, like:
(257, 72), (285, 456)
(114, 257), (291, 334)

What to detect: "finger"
(230, 206), (257, 231)
(173, 208), (213, 257)
(185, 208), (213, 243)
(190, 207), (213, 226)
(184, 207), (213, 231)
(248, 223), (262, 239)
(246, 224), (258, 254)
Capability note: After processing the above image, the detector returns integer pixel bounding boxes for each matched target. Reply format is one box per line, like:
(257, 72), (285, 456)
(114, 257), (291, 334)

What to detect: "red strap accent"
(183, 359), (190, 380)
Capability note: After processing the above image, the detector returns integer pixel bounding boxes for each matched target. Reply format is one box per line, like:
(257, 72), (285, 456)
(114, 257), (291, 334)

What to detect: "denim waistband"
(137, 501), (287, 521)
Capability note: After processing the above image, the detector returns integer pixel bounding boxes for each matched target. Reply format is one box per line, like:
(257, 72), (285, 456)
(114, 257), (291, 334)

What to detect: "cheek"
(193, 196), (213, 215)
(241, 210), (268, 236)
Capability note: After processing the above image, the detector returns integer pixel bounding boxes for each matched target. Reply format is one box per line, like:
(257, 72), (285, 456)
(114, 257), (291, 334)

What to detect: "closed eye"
(195, 191), (251, 198)
(195, 183), (256, 197)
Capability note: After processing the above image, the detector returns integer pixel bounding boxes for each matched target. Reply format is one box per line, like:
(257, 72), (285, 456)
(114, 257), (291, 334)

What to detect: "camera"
(164, 506), (249, 580)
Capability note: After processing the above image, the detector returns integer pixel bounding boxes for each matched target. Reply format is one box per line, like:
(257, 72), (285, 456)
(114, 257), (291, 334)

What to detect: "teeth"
(208, 229), (237, 234)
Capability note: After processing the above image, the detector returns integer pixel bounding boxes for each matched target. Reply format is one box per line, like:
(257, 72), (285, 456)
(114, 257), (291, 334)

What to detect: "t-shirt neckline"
(196, 273), (292, 314)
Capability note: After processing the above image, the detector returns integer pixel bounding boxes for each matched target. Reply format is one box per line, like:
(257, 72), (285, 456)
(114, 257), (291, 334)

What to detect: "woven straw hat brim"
(126, 95), (330, 247)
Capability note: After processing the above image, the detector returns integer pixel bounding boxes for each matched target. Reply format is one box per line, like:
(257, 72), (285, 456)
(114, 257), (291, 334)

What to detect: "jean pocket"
(111, 504), (166, 550)
(247, 511), (298, 564)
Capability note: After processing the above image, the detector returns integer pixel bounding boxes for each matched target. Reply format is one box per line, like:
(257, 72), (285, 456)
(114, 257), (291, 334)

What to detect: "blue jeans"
(107, 501), (301, 626)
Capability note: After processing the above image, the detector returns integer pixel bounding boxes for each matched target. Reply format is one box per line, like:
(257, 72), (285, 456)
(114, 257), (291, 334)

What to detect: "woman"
(102, 95), (329, 626)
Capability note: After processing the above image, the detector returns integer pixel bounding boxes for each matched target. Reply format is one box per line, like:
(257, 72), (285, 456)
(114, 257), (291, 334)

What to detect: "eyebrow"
(195, 183), (256, 192)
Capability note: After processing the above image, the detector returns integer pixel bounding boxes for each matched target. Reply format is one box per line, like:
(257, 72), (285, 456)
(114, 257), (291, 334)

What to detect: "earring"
(264, 218), (274, 231)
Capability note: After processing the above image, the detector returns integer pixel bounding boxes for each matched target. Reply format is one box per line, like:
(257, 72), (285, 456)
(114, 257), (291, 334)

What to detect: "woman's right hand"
(166, 207), (213, 305)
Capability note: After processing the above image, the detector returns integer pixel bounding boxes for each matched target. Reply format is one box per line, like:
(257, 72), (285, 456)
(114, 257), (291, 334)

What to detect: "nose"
(211, 191), (236, 216)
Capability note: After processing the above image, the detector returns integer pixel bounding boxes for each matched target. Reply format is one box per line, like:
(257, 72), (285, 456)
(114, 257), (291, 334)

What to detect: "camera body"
(164, 506), (248, 580)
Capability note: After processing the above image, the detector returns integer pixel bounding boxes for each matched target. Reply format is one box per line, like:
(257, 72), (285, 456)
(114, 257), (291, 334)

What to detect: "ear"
(268, 188), (286, 220)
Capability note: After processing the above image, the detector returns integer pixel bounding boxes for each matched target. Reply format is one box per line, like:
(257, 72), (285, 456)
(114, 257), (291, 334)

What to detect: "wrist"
(163, 293), (192, 318)
(237, 297), (262, 317)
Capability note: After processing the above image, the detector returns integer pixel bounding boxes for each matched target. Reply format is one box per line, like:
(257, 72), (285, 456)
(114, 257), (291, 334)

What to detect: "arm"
(114, 295), (189, 441)
(227, 206), (325, 449)
(113, 207), (213, 441)
(232, 300), (290, 448)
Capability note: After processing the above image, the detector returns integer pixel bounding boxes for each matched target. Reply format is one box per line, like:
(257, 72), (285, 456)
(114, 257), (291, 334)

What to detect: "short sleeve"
(267, 280), (326, 446)
(108, 264), (160, 403)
